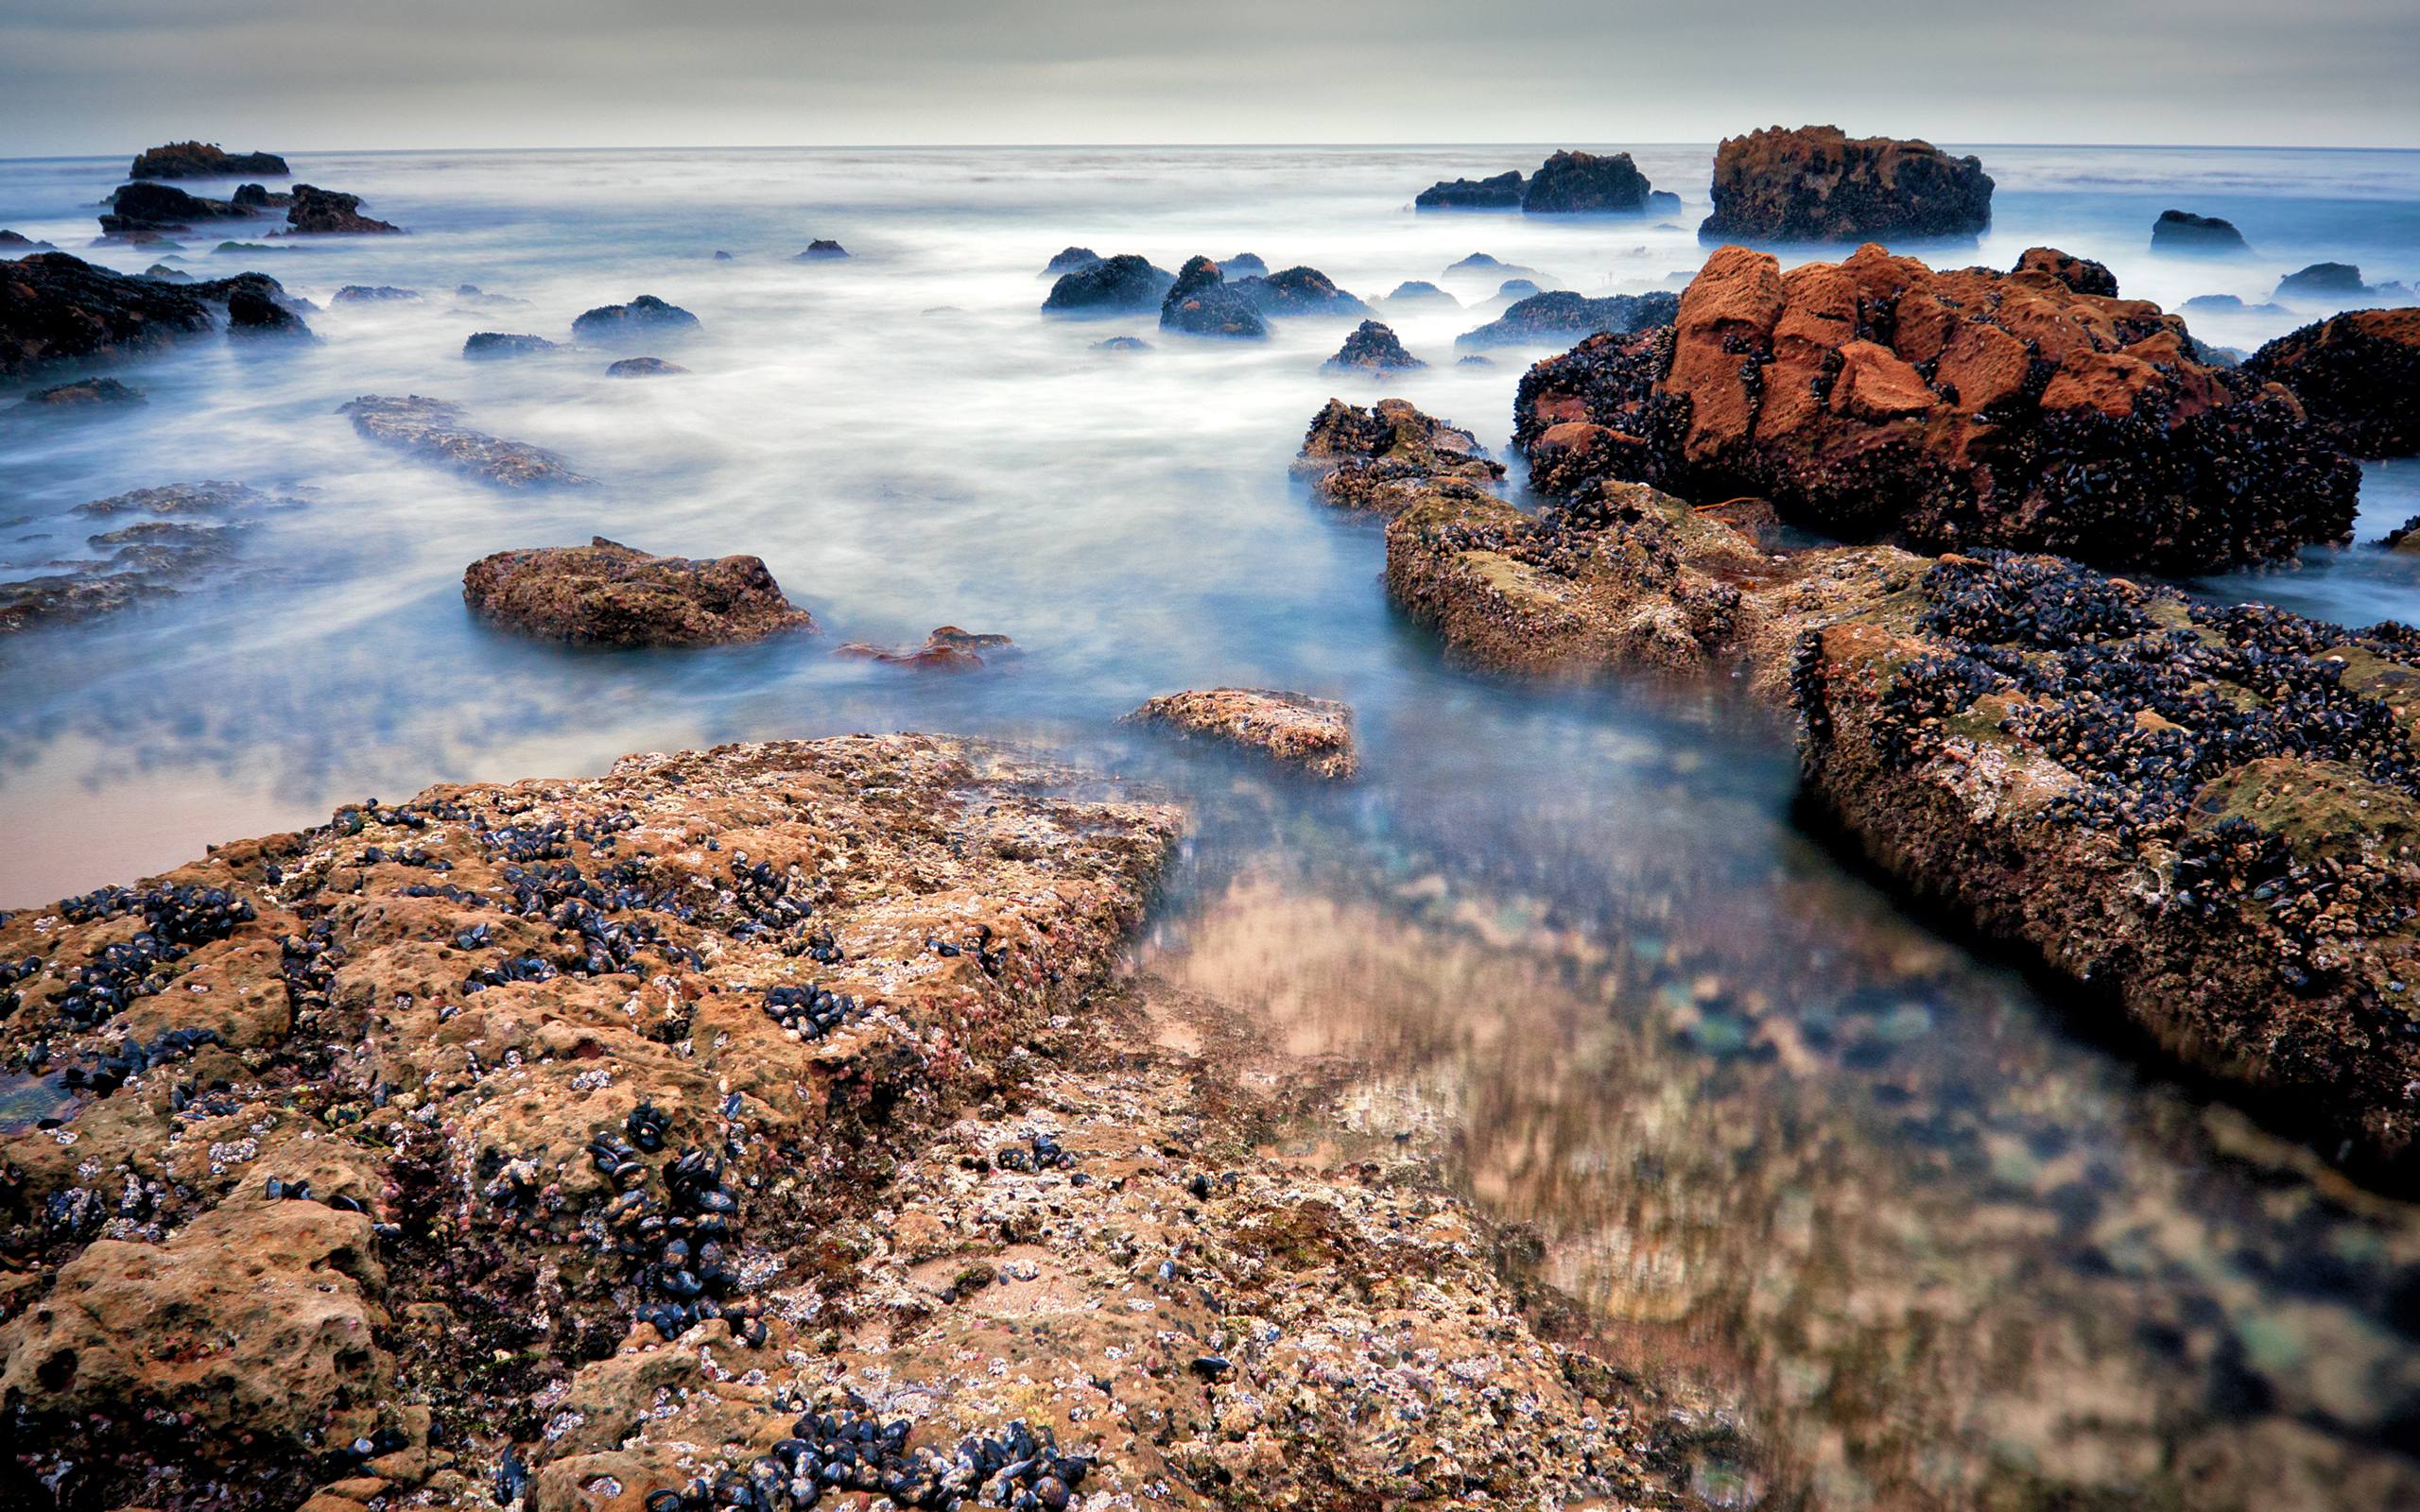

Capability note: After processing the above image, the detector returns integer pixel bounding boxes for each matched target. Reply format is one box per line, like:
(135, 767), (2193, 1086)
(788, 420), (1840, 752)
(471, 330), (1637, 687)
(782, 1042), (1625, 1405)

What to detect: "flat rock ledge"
(339, 394), (592, 488)
(1126, 687), (1359, 780)
(1312, 397), (2420, 1183)
(0, 733), (1706, 1512)
(462, 537), (814, 647)
(1290, 395), (1504, 515)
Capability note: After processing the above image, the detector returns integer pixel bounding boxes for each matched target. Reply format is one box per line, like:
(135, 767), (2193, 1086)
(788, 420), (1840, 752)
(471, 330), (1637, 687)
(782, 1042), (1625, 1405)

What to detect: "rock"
(2014, 246), (2118, 297)
(2242, 307), (2420, 457)
(284, 185), (402, 235)
(1457, 354), (1494, 367)
(795, 239), (849, 260)
(2151, 209), (2249, 255)
(463, 332), (559, 359)
(1043, 246), (1100, 275)
(1380, 281), (1459, 308)
(212, 240), (281, 254)
(711, 249), (734, 260)
(1042, 253), (1173, 316)
(333, 284), (421, 302)
(1234, 265), (1369, 318)
(462, 537), (812, 647)
(1290, 396), (1504, 513)
(1126, 688), (1358, 779)
(3, 482), (288, 631)
(1091, 335), (1150, 352)
(141, 263), (190, 283)
(570, 295), (700, 345)
(0, 231), (53, 249)
(2183, 293), (2288, 317)
(338, 394), (592, 488)
(1445, 252), (1534, 278)
(224, 285), (310, 337)
(835, 625), (1011, 671)
(1700, 125), (1993, 243)
(2383, 517), (2419, 551)
(1511, 242), (2358, 571)
(1495, 278), (1543, 301)
(1522, 150), (1654, 214)
(2275, 262), (2371, 301)
(1, 252), (306, 378)
(98, 181), (255, 236)
(74, 480), (279, 517)
(1646, 189), (1683, 215)
(1415, 170), (1525, 211)
(1324, 319), (1424, 372)
(605, 356), (688, 377)
(1159, 256), (1268, 340)
(230, 182), (290, 210)
(1456, 289), (1678, 350)
(130, 142), (290, 180)
(1219, 252), (1268, 278)
(16, 377), (146, 409)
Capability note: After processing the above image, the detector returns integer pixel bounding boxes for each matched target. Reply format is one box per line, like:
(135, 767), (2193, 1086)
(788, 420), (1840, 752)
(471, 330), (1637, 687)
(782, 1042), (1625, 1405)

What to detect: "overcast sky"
(2, 0), (2411, 157)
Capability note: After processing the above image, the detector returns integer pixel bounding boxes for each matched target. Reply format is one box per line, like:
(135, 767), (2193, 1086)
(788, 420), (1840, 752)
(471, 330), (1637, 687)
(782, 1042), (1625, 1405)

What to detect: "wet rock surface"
(0, 733), (1703, 1512)
(1322, 318), (1422, 371)
(2014, 245), (2118, 297)
(795, 239), (849, 260)
(98, 181), (258, 236)
(1041, 253), (1172, 316)
(1290, 396), (1504, 515)
(2242, 306), (2420, 457)
(1522, 148), (1656, 214)
(1126, 688), (1359, 779)
(2, 252), (305, 379)
(1414, 168), (1525, 210)
(464, 331), (560, 360)
(338, 394), (593, 488)
(14, 377), (145, 410)
(2152, 209), (2250, 255)
(461, 537), (814, 647)
(835, 625), (1012, 671)
(1232, 264), (1368, 318)
(1511, 242), (2358, 571)
(1040, 246), (1100, 276)
(572, 295), (700, 345)
(1456, 287), (1678, 349)
(130, 142), (290, 180)
(605, 356), (688, 377)
(2, 482), (291, 633)
(285, 185), (403, 235)
(1701, 125), (1994, 243)
(1157, 256), (1266, 340)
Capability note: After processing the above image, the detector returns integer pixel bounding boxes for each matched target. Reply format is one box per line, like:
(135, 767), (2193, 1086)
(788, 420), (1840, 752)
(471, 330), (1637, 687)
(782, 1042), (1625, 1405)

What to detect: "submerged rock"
(1235, 265), (1370, 318)
(2, 481), (288, 632)
(284, 185), (402, 235)
(1126, 687), (1359, 779)
(1291, 396), (1503, 514)
(332, 284), (420, 303)
(1090, 335), (1150, 352)
(604, 355), (687, 377)
(835, 625), (1012, 671)
(1381, 280), (1459, 308)
(462, 536), (813, 647)
(338, 394), (592, 488)
(1323, 319), (1424, 372)
(2242, 307), (2420, 457)
(1522, 149), (1655, 214)
(1042, 253), (1173, 316)
(2151, 209), (2249, 255)
(1456, 288), (1677, 349)
(1415, 170), (1526, 211)
(462, 332), (558, 359)
(1042, 245), (1101, 275)
(1511, 242), (2357, 571)
(1159, 256), (1268, 340)
(98, 181), (255, 236)
(569, 295), (700, 344)
(15, 376), (146, 409)
(2273, 262), (2379, 301)
(2014, 246), (2118, 297)
(130, 141), (290, 180)
(1, 252), (306, 378)
(1700, 125), (1993, 243)
(142, 263), (193, 283)
(795, 239), (849, 260)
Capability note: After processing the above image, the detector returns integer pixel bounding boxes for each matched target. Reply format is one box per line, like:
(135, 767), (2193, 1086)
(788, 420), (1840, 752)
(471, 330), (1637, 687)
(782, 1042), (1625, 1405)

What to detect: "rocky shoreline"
(0, 735), (1719, 1512)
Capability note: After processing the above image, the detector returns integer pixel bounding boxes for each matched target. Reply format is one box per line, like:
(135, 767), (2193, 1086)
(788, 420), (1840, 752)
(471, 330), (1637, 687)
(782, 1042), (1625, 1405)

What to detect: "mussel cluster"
(56, 1025), (223, 1095)
(633, 1403), (1094, 1512)
(989, 1130), (1072, 1173)
(762, 983), (860, 1040)
(587, 1114), (764, 1345)
(45, 884), (256, 1030)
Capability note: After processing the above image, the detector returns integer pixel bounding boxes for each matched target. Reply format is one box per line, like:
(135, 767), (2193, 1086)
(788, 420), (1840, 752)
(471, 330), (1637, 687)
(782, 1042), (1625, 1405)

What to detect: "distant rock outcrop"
(1381, 281), (1459, 308)
(130, 142), (290, 180)
(1521, 150), (1654, 214)
(98, 181), (255, 236)
(1043, 253), (1174, 316)
(795, 240), (849, 260)
(1234, 266), (1369, 318)
(2150, 210), (2249, 255)
(570, 295), (700, 345)
(284, 185), (402, 235)
(1699, 126), (1993, 243)
(1043, 246), (1101, 275)
(2273, 263), (2377, 301)
(1415, 171), (1526, 211)
(1455, 289), (1678, 349)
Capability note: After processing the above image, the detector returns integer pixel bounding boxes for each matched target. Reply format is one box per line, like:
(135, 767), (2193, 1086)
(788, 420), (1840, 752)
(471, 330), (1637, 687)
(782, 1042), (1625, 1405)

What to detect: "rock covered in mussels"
(338, 394), (592, 488)
(1522, 149), (1655, 214)
(1041, 253), (1173, 316)
(130, 142), (290, 180)
(1234, 264), (1369, 318)
(1700, 125), (1993, 243)
(1456, 288), (1677, 349)
(1, 252), (306, 378)
(2242, 307), (2420, 457)
(1290, 396), (1504, 514)
(462, 537), (813, 647)
(2014, 246), (2118, 297)
(284, 185), (402, 235)
(1511, 242), (2359, 571)
(2151, 209), (2249, 255)
(1157, 256), (1266, 340)
(1126, 687), (1359, 779)
(1322, 318), (1423, 371)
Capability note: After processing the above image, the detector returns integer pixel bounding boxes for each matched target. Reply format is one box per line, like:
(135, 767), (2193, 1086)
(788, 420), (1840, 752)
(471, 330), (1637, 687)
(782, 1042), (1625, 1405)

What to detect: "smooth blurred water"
(3, 143), (2418, 1509)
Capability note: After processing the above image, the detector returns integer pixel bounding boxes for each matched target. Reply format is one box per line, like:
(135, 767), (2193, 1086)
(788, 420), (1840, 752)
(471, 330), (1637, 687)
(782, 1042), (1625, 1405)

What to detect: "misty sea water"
(3, 142), (2418, 1508)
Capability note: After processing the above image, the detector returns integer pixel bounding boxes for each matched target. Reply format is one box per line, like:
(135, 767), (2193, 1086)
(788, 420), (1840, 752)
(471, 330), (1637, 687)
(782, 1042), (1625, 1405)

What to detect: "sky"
(1, 0), (2412, 157)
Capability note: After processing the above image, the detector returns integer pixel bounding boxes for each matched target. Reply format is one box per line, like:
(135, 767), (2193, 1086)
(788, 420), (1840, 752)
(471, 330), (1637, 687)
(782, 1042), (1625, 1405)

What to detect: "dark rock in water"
(1381, 281), (1459, 308)
(1700, 125), (1993, 242)
(333, 284), (420, 303)
(2243, 307), (2420, 457)
(99, 181), (254, 236)
(144, 264), (193, 284)
(570, 295), (700, 345)
(2151, 209), (2249, 255)
(2, 480), (288, 632)
(229, 182), (291, 210)
(1495, 279), (1542, 301)
(2384, 515), (2420, 551)
(339, 394), (592, 487)
(1160, 256), (1268, 340)
(464, 332), (559, 360)
(606, 356), (688, 377)
(1513, 243), (2357, 571)
(130, 142), (290, 180)
(74, 481), (276, 517)
(1043, 253), (1174, 316)
(1522, 150), (1653, 215)
(1235, 265), (1369, 318)
(2274, 262), (2370, 301)
(1044, 246), (1102, 275)
(1324, 319), (1424, 372)
(2014, 246), (2118, 298)
(0, 231), (54, 250)
(16, 377), (146, 410)
(836, 625), (1011, 671)
(2182, 293), (2288, 317)
(1456, 289), (1676, 349)
(795, 239), (849, 260)
(221, 286), (307, 337)
(1, 252), (305, 378)
(1416, 171), (1525, 211)
(1291, 396), (1503, 515)
(711, 249), (734, 261)
(1092, 335), (1151, 352)
(211, 241), (281, 254)
(463, 536), (814, 647)
(1444, 252), (1533, 279)
(1646, 189), (1682, 215)
(285, 185), (402, 234)
(1456, 354), (1494, 367)
(1125, 688), (1357, 780)
(1219, 252), (1268, 278)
